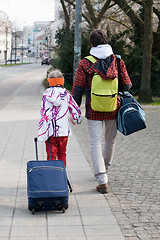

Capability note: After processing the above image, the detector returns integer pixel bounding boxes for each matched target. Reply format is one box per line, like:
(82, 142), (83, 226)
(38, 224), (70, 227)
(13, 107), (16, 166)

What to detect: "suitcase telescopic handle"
(48, 138), (52, 161)
(34, 137), (52, 161)
(34, 137), (38, 161)
(67, 179), (72, 192)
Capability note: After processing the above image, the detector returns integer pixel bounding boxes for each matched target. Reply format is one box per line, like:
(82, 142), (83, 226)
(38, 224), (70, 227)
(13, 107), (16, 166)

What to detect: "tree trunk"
(60, 0), (71, 31)
(138, 0), (153, 102)
(4, 50), (7, 65)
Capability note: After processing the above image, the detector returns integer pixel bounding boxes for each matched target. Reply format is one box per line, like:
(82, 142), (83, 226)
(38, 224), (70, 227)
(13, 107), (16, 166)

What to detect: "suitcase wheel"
(28, 205), (38, 214)
(62, 207), (65, 213)
(32, 208), (35, 215)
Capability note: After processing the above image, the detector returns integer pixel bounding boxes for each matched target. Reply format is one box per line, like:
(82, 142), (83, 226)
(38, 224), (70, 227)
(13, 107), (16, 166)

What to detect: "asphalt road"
(0, 63), (50, 109)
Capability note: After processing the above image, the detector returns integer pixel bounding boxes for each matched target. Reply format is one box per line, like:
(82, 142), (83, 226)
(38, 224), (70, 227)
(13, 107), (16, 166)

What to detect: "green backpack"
(85, 56), (118, 112)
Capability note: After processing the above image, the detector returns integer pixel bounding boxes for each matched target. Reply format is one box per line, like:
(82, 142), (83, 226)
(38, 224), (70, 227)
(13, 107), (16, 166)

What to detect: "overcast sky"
(0, 0), (55, 28)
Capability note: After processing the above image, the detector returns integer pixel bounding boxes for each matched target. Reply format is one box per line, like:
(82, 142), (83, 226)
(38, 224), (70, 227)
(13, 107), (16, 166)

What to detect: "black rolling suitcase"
(27, 138), (72, 214)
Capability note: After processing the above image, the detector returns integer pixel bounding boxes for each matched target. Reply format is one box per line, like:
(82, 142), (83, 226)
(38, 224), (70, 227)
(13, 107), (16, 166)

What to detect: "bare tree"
(114, 0), (155, 102)
(60, 0), (72, 30)
(12, 30), (23, 64)
(62, 0), (116, 28)
(0, 18), (12, 65)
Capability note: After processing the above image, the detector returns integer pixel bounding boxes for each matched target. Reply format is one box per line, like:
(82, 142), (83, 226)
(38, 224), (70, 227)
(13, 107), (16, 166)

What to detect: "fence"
(130, 74), (160, 96)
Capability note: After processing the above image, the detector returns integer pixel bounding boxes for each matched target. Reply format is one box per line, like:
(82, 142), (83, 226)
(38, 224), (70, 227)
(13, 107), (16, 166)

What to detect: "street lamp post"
(73, 0), (82, 81)
(20, 45), (23, 63)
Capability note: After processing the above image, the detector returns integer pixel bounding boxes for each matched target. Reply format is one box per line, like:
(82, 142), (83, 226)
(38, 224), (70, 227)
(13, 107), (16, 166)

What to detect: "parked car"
(16, 56), (20, 61)
(7, 57), (20, 63)
(41, 56), (50, 65)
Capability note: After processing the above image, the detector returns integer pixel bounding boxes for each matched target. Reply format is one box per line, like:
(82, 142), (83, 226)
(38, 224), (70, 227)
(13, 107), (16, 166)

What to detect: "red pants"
(45, 136), (68, 167)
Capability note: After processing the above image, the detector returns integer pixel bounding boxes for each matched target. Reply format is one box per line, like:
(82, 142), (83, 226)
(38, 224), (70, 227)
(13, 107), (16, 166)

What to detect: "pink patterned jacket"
(38, 87), (82, 142)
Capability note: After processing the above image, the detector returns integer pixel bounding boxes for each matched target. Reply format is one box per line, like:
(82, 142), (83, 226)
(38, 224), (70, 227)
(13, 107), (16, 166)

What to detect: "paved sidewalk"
(0, 72), (125, 239)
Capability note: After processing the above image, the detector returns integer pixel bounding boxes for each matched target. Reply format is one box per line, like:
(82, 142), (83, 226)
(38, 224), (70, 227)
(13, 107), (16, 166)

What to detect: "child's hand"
(70, 117), (75, 125)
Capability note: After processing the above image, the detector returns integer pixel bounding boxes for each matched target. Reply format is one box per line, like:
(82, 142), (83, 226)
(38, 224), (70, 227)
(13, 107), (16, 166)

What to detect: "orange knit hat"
(48, 78), (64, 87)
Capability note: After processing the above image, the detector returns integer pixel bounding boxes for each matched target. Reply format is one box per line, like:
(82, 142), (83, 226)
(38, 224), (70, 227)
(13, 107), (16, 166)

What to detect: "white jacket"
(38, 87), (82, 142)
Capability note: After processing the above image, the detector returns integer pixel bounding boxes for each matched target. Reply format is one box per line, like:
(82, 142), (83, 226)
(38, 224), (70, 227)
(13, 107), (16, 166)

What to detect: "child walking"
(38, 69), (82, 167)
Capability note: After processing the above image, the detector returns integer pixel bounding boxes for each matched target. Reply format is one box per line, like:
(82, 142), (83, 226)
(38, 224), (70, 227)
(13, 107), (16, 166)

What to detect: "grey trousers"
(87, 119), (117, 185)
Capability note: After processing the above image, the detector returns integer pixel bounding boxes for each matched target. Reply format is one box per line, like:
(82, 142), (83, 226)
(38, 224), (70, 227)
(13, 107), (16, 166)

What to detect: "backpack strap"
(85, 55), (97, 64)
(84, 56), (96, 97)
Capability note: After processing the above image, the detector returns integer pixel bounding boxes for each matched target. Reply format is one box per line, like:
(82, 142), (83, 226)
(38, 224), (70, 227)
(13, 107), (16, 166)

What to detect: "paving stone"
(47, 215), (82, 226)
(48, 237), (86, 240)
(48, 225), (84, 237)
(10, 238), (47, 240)
(84, 224), (123, 236)
(0, 227), (10, 237)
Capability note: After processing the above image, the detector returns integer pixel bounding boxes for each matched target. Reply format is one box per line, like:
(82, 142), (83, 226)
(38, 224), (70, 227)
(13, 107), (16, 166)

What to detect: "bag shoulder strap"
(115, 54), (121, 78)
(115, 54), (124, 92)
